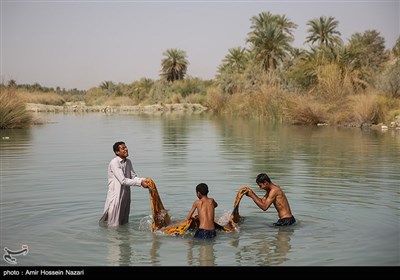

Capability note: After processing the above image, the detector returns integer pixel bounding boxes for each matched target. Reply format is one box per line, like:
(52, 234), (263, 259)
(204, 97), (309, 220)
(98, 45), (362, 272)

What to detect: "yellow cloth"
(161, 217), (199, 236)
(145, 178), (250, 236)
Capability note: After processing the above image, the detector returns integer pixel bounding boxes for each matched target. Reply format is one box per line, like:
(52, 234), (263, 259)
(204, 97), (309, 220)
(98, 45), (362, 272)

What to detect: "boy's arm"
(213, 199), (218, 208)
(247, 189), (274, 211)
(186, 201), (197, 220)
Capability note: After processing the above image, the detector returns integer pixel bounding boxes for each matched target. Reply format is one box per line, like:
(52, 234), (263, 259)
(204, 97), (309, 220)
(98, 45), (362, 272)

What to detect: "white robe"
(100, 156), (144, 227)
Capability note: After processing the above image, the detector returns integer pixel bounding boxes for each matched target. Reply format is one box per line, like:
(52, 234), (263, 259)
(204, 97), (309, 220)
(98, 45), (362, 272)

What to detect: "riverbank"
(25, 102), (400, 131)
(26, 102), (208, 114)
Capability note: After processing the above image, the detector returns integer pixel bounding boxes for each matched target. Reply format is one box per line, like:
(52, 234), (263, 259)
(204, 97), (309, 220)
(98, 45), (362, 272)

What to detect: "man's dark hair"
(196, 183), (209, 195)
(256, 173), (271, 184)
(113, 141), (125, 154)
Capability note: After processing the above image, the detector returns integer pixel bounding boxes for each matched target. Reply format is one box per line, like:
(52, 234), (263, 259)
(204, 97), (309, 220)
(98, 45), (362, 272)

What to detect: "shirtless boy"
(246, 173), (296, 226)
(187, 183), (218, 238)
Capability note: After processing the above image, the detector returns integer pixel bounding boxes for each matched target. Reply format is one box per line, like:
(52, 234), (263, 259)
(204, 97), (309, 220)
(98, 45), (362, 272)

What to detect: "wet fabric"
(221, 185), (251, 231)
(145, 178), (171, 231)
(273, 216), (296, 226)
(194, 228), (217, 239)
(145, 178), (250, 236)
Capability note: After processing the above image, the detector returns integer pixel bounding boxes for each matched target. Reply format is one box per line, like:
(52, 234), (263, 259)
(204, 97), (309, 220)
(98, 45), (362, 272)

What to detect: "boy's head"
(256, 173), (271, 184)
(196, 183), (209, 195)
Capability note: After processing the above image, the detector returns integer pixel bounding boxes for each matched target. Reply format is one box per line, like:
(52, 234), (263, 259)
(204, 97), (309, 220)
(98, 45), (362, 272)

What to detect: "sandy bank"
(26, 102), (208, 114)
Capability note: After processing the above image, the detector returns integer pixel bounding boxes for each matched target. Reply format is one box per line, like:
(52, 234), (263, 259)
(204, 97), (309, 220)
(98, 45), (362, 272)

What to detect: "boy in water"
(187, 183), (218, 238)
(246, 173), (296, 226)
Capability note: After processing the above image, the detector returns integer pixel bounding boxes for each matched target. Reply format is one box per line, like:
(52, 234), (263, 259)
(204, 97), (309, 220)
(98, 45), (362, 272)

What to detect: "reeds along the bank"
(0, 88), (33, 129)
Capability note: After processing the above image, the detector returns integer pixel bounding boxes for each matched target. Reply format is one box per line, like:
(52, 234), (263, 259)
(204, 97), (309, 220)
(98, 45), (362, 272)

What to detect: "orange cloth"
(145, 178), (171, 231)
(221, 185), (251, 232)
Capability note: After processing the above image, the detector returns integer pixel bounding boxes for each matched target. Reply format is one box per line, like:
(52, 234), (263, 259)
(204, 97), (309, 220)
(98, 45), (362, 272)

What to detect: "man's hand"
(245, 189), (254, 197)
(141, 179), (149, 188)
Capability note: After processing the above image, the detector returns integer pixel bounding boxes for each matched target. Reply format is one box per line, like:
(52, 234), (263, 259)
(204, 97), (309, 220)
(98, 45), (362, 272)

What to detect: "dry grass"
(0, 88), (33, 129)
(206, 87), (226, 114)
(312, 63), (353, 101)
(375, 94), (400, 123)
(252, 84), (288, 120)
(103, 96), (138, 106)
(183, 93), (207, 105)
(286, 94), (329, 125)
(16, 90), (65, 105)
(219, 84), (289, 120)
(168, 94), (182, 104)
(348, 92), (379, 125)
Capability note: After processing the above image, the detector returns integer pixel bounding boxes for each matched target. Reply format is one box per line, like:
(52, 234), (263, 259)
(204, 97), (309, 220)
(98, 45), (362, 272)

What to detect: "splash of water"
(138, 215), (153, 231)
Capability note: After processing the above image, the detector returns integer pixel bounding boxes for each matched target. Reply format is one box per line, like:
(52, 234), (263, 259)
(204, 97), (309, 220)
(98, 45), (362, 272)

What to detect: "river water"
(0, 112), (399, 267)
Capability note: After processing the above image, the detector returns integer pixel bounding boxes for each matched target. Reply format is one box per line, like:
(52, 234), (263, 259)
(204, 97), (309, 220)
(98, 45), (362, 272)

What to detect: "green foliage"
(216, 68), (245, 95)
(146, 80), (169, 104)
(7, 79), (17, 88)
(285, 47), (322, 91)
(144, 77), (211, 104)
(84, 87), (106, 106)
(130, 78), (154, 102)
(347, 30), (389, 74)
(167, 77), (209, 97)
(377, 60), (400, 98)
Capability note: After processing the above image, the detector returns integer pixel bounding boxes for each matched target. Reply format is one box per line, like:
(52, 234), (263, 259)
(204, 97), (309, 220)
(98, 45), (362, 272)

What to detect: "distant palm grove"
(1, 11), (400, 129)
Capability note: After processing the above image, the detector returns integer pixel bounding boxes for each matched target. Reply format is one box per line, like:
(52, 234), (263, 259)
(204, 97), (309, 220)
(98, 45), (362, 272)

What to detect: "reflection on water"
(186, 238), (216, 266)
(0, 113), (399, 266)
(105, 226), (133, 266)
(0, 129), (33, 174)
(149, 235), (162, 266)
(231, 227), (294, 266)
(104, 224), (158, 266)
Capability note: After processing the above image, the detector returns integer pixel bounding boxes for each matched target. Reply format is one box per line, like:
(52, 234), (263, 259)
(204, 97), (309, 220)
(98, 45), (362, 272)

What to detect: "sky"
(1, 0), (399, 91)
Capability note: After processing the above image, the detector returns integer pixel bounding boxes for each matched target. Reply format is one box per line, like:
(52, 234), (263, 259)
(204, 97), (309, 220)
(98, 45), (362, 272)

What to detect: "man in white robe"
(100, 141), (148, 227)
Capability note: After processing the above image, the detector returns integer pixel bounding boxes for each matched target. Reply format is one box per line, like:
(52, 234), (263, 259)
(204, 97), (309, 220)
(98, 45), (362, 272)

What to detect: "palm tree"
(271, 14), (298, 37)
(305, 16), (342, 47)
(220, 47), (249, 74)
(248, 11), (297, 37)
(100, 81), (115, 96)
(160, 49), (189, 82)
(100, 81), (113, 90)
(246, 11), (297, 72)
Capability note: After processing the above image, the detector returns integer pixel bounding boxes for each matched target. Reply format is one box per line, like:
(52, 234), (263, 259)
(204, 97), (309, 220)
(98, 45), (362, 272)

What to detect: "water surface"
(0, 112), (399, 266)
